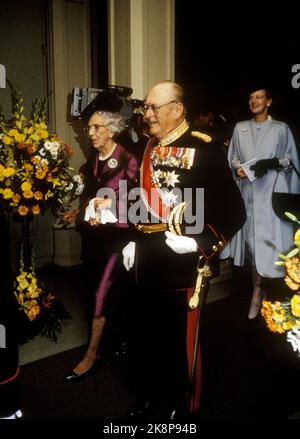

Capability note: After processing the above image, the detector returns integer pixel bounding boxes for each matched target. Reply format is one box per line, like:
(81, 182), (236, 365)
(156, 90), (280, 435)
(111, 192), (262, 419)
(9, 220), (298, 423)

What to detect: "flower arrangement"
(14, 246), (69, 343)
(0, 84), (84, 221)
(261, 213), (300, 354)
(0, 83), (82, 342)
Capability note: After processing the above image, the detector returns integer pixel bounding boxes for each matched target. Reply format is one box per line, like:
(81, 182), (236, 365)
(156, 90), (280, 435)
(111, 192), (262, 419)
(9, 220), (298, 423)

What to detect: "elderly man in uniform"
(122, 80), (245, 419)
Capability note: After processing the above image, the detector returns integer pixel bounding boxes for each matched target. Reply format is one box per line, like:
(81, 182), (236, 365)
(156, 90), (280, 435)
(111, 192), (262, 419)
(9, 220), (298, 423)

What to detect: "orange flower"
(26, 144), (37, 155)
(23, 163), (33, 172)
(285, 257), (300, 284)
(64, 143), (73, 157)
(17, 205), (29, 216)
(35, 169), (47, 179)
(285, 275), (300, 291)
(34, 191), (43, 200)
(32, 205), (41, 215)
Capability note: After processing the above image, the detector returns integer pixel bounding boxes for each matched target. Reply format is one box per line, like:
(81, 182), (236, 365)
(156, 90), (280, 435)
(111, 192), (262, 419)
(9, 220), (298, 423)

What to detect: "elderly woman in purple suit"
(64, 92), (138, 382)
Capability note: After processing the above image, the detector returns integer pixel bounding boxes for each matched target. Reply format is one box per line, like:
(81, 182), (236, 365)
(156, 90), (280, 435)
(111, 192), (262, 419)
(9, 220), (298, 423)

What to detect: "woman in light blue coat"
(227, 87), (300, 319)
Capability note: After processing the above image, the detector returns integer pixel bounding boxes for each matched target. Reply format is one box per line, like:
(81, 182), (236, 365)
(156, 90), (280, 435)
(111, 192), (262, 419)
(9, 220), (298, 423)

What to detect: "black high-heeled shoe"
(63, 359), (100, 383)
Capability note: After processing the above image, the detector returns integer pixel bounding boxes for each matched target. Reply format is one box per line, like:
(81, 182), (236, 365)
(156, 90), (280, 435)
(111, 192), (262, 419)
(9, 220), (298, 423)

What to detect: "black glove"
(250, 158), (280, 178)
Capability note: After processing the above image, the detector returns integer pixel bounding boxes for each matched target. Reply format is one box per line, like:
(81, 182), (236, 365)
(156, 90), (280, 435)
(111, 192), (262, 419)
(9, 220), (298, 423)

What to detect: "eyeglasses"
(142, 100), (177, 114)
(84, 124), (106, 133)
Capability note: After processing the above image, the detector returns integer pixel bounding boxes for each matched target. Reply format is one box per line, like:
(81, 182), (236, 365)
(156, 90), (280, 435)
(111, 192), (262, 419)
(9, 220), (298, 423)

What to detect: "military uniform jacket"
(133, 119), (245, 290)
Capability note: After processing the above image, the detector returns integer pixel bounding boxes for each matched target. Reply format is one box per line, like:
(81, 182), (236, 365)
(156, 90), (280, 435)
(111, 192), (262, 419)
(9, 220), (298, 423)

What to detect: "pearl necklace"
(98, 143), (117, 161)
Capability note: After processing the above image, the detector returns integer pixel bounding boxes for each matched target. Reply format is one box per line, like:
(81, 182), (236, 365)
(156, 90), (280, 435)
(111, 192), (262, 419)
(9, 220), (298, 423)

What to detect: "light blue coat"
(224, 117), (300, 277)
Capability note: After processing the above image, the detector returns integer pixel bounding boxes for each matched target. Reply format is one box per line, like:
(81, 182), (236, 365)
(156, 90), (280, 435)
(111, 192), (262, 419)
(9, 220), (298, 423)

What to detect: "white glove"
(122, 241), (136, 271)
(99, 209), (117, 224)
(165, 231), (198, 254)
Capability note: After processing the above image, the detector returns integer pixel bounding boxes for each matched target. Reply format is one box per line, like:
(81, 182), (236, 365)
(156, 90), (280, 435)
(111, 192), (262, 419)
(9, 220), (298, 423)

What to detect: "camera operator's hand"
(250, 158), (280, 178)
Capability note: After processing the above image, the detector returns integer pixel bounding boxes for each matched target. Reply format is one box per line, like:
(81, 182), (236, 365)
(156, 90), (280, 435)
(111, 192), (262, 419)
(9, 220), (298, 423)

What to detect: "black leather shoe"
(63, 360), (100, 383)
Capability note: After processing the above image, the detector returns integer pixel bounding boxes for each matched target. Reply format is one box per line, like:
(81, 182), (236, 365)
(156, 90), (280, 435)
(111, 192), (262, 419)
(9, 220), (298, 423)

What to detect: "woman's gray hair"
(94, 111), (126, 135)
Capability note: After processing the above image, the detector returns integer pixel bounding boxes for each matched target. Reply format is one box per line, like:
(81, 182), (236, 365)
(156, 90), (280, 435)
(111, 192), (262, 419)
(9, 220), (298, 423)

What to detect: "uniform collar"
(158, 119), (189, 146)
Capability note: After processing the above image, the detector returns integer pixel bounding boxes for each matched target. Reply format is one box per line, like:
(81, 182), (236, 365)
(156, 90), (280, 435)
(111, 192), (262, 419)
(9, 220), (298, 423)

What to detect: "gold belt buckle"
(135, 202), (188, 234)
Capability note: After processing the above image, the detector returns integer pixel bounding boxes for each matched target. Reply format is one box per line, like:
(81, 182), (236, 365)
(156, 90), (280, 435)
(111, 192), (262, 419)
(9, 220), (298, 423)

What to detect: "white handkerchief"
(98, 208), (118, 224)
(84, 199), (96, 221)
(240, 157), (258, 182)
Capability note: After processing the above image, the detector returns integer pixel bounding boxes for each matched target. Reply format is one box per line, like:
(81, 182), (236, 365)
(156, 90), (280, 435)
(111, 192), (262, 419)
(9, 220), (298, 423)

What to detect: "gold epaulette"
(191, 131), (212, 143)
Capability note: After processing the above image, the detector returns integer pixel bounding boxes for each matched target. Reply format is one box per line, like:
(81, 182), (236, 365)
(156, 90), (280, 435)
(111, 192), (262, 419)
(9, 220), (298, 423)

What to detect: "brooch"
(108, 158), (118, 169)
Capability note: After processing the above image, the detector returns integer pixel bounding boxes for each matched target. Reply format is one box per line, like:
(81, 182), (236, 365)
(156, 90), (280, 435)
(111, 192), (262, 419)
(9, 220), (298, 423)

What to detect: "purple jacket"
(77, 143), (138, 260)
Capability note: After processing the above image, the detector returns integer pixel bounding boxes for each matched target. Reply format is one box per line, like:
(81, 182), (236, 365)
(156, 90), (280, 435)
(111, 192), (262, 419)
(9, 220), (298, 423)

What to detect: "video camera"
(70, 85), (144, 128)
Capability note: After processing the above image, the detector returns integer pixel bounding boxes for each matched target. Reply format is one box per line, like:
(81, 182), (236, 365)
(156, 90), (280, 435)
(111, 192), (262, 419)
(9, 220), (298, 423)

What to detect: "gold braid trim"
(191, 131), (212, 143)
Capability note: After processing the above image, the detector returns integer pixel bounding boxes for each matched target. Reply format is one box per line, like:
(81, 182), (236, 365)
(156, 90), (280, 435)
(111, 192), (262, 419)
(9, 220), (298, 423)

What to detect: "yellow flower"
(294, 228), (300, 242)
(291, 294), (300, 317)
(17, 275), (29, 291)
(8, 129), (19, 137)
(30, 131), (41, 142)
(45, 190), (54, 199)
(282, 319), (295, 331)
(51, 178), (61, 188)
(4, 167), (15, 177)
(21, 181), (32, 192)
(38, 129), (49, 139)
(26, 285), (41, 299)
(12, 194), (21, 204)
(2, 135), (13, 145)
(0, 165), (5, 181)
(23, 190), (34, 199)
(2, 188), (14, 199)
(38, 122), (48, 130)
(8, 129), (26, 143)
(24, 126), (33, 135)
